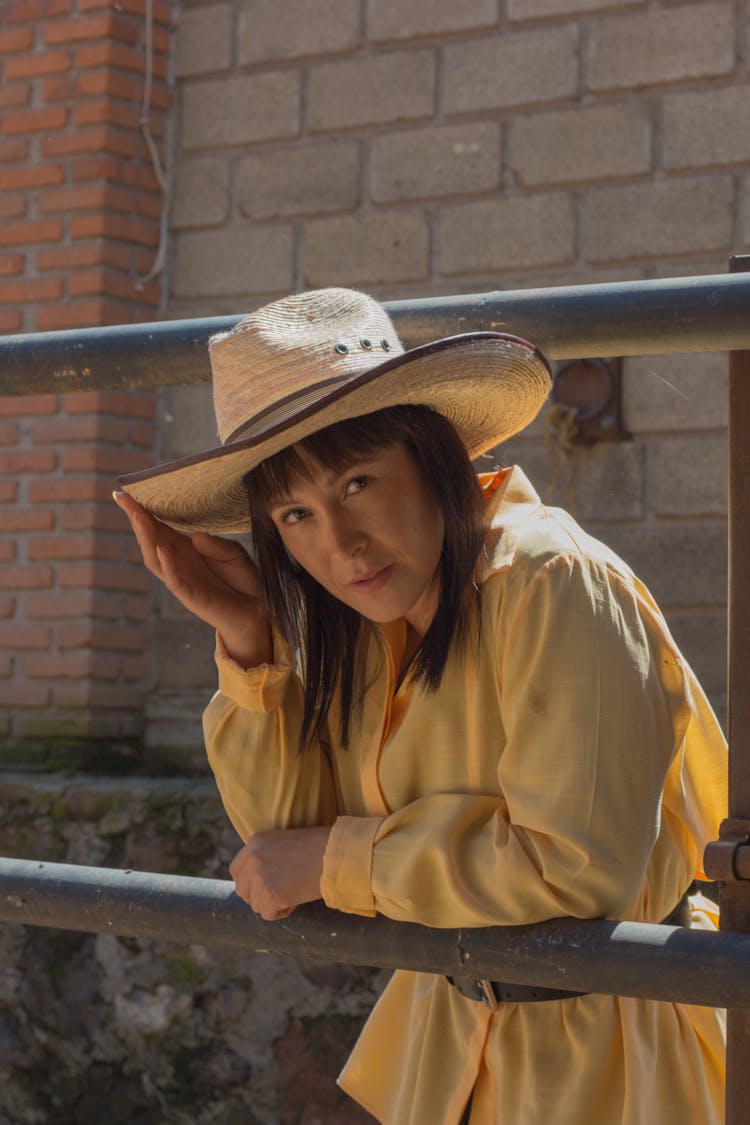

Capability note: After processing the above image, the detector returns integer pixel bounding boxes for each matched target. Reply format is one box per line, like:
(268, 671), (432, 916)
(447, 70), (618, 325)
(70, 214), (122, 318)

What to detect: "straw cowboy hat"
(118, 287), (552, 536)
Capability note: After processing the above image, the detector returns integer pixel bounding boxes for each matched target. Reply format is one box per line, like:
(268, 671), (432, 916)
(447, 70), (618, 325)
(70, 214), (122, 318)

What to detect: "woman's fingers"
(114, 494), (260, 601)
(113, 491), (176, 579)
(155, 535), (259, 623)
(190, 530), (240, 560)
(113, 492), (183, 571)
(192, 531), (264, 599)
(154, 541), (211, 615)
(113, 493), (269, 649)
(114, 493), (223, 601)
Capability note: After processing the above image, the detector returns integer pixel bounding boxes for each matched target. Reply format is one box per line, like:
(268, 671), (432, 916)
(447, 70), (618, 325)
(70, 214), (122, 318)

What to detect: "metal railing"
(1, 263), (749, 1123)
(1, 857), (749, 1009)
(2, 272), (750, 397)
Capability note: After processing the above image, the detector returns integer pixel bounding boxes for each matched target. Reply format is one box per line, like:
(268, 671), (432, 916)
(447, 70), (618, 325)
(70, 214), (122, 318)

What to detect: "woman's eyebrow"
(269, 492), (303, 513)
(268, 456), (382, 511)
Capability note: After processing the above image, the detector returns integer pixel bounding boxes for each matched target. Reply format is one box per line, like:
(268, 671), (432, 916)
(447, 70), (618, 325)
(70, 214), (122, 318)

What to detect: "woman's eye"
(281, 508), (307, 526)
(344, 475), (370, 496)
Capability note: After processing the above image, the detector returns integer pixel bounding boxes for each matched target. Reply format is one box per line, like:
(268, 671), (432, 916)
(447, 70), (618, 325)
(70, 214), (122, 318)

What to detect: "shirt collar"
(478, 465), (543, 521)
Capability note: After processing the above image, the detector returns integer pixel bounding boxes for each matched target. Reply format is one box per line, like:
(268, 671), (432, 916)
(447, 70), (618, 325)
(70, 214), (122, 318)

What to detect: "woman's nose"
(323, 512), (366, 558)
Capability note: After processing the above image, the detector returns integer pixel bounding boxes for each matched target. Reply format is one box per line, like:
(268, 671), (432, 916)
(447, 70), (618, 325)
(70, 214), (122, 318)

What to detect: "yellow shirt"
(204, 467), (727, 1125)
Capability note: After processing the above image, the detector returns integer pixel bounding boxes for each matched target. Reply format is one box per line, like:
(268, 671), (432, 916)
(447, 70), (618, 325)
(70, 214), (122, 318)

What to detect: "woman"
(116, 288), (727, 1125)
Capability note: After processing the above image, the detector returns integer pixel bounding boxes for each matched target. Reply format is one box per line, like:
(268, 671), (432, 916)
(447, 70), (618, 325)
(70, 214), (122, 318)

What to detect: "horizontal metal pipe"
(0, 857), (744, 1008)
(389, 272), (750, 360)
(1, 273), (748, 397)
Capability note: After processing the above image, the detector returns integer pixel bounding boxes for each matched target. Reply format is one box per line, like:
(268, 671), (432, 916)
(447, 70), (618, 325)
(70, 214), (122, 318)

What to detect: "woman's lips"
(349, 564), (393, 593)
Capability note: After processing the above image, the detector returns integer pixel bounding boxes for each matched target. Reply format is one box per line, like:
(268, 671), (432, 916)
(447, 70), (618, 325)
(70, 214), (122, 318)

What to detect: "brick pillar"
(0, 0), (173, 752)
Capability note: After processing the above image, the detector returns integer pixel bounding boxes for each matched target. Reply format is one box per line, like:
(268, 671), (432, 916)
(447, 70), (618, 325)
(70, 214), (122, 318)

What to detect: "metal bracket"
(704, 819), (750, 882)
(551, 357), (630, 445)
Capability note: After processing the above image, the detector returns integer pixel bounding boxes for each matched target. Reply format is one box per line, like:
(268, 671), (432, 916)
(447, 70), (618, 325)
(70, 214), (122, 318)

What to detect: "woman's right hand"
(113, 491), (273, 669)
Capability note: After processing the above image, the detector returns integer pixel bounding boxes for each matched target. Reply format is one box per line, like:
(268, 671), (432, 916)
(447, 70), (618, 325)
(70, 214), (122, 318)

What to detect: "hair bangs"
(252, 409), (410, 508)
(299, 411), (405, 469)
(248, 443), (319, 509)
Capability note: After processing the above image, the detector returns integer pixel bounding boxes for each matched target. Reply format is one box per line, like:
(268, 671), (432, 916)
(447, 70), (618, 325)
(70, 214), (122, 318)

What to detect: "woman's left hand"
(229, 826), (332, 921)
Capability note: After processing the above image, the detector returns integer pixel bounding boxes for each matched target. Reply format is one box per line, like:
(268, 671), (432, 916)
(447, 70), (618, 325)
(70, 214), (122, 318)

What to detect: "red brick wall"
(0, 0), (173, 748)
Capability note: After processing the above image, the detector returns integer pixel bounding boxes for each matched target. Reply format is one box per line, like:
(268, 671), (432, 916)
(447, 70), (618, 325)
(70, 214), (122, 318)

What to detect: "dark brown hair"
(245, 405), (487, 751)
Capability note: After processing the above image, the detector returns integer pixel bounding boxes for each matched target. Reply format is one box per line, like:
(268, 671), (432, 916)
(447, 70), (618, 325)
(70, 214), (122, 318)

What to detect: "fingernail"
(112, 490), (125, 503)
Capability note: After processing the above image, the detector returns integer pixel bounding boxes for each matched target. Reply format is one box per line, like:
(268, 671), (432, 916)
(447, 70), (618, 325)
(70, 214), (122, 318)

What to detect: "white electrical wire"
(135, 0), (169, 288)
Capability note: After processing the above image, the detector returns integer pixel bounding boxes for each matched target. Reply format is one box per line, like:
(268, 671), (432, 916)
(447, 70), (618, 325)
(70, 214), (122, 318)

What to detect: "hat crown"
(208, 288), (404, 445)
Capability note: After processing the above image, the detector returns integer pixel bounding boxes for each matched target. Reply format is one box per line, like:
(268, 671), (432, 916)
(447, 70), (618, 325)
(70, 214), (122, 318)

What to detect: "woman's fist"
(229, 827), (331, 921)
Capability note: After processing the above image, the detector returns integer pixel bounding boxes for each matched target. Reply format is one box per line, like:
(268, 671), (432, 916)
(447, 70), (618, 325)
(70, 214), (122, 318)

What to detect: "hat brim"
(119, 332), (551, 535)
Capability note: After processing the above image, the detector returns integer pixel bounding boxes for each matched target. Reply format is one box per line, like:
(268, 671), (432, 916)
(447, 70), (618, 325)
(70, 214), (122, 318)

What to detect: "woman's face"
(268, 442), (445, 638)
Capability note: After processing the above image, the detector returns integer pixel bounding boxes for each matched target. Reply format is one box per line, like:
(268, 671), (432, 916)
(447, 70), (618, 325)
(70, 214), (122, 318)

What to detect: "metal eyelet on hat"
(360, 338), (373, 350)
(381, 339), (391, 351)
(334, 342), (349, 355)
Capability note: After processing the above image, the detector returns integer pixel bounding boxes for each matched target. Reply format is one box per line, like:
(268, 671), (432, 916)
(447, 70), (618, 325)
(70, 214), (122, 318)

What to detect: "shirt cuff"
(215, 621), (294, 713)
(321, 815), (384, 917)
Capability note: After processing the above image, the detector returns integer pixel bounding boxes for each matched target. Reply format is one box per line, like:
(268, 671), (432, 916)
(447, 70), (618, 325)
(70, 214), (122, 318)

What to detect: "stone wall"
(0, 774), (382, 1123)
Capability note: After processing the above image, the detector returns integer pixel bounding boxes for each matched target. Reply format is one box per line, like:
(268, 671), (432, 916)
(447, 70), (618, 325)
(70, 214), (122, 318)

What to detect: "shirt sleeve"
(322, 554), (696, 926)
(203, 624), (339, 843)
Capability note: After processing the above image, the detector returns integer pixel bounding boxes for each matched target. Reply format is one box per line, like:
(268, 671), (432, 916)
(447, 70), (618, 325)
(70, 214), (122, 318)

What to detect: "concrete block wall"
(155, 0), (748, 747)
(167, 0), (746, 308)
